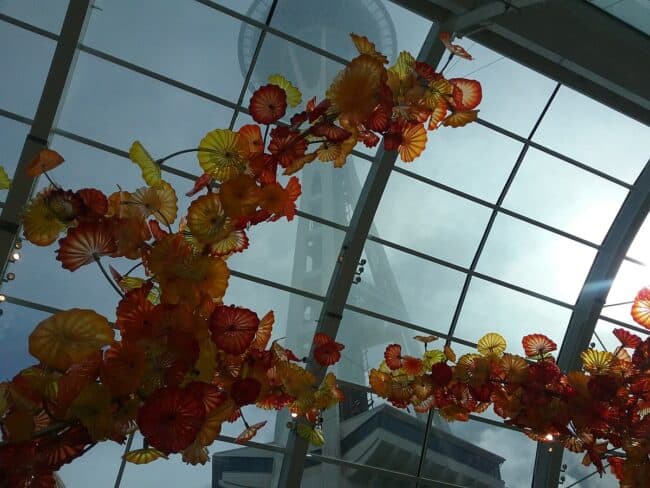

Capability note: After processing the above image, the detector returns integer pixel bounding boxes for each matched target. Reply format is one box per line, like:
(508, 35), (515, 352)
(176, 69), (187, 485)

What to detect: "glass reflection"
(477, 214), (596, 303)
(0, 0), (68, 34)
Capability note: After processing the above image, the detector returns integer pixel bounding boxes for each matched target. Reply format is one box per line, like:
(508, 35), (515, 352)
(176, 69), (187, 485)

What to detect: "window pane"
(503, 148), (628, 244)
(82, 0), (253, 104)
(56, 52), (233, 170)
(423, 419), (535, 488)
(440, 42), (557, 137)
(0, 301), (49, 380)
(0, 0), (68, 33)
(228, 215), (344, 297)
(534, 85), (650, 183)
(348, 240), (465, 331)
(0, 22), (55, 118)
(271, 0), (430, 62)
(560, 449), (619, 487)
(454, 277), (571, 355)
(213, 446), (285, 488)
(336, 308), (437, 386)
(477, 214), (596, 303)
(0, 115), (30, 181)
(225, 275), (323, 361)
(408, 122), (523, 203)
(373, 171), (492, 267)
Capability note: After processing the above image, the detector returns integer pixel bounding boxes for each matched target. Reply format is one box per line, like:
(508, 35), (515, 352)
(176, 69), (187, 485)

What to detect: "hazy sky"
(0, 0), (648, 487)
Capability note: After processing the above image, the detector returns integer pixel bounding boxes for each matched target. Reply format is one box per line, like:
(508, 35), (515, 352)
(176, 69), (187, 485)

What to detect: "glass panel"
(593, 319), (649, 354)
(0, 0), (68, 33)
(477, 214), (597, 303)
(440, 42), (557, 136)
(246, 32), (344, 122)
(56, 51), (233, 172)
(348, 240), (465, 331)
(453, 277), (571, 356)
(534, 85), (650, 183)
(601, 260), (646, 327)
(423, 419), (535, 488)
(0, 115), (30, 180)
(0, 301), (50, 380)
(373, 171), (492, 267)
(503, 148), (628, 244)
(228, 215), (345, 297)
(303, 456), (418, 487)
(271, 0), (430, 62)
(560, 449), (619, 487)
(409, 122), (522, 203)
(0, 21), (55, 118)
(336, 308), (438, 386)
(82, 0), (253, 104)
(213, 445), (285, 488)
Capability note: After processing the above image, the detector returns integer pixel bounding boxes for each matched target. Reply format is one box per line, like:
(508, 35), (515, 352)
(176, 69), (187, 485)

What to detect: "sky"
(0, 0), (649, 487)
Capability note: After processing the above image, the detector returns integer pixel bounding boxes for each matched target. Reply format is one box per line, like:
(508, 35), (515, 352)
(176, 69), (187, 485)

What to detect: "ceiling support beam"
(276, 23), (448, 488)
(532, 158), (650, 487)
(0, 0), (91, 283)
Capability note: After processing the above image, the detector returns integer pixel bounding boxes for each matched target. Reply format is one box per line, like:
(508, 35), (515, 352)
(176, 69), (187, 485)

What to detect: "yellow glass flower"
(131, 181), (178, 227)
(198, 129), (247, 182)
(22, 192), (67, 245)
(29, 308), (114, 371)
(268, 74), (302, 107)
(187, 193), (232, 244)
(129, 141), (161, 186)
(477, 332), (507, 356)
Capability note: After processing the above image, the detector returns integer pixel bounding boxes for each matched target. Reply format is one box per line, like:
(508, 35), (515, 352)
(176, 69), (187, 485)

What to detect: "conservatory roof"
(0, 0), (648, 487)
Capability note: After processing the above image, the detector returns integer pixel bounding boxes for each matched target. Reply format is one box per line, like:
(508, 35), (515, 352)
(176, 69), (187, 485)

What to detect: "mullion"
(444, 84), (563, 345)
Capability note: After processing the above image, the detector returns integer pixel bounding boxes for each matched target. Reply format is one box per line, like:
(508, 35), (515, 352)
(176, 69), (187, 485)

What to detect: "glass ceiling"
(0, 1), (648, 487)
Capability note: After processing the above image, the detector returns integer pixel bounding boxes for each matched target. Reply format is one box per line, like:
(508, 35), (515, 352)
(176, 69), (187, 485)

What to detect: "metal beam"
(276, 24), (448, 487)
(0, 0), (91, 283)
(532, 157), (650, 487)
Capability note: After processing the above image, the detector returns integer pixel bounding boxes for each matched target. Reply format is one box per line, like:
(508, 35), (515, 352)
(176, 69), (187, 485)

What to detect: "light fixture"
(291, 412), (298, 418)
(11, 252), (20, 261)
(5, 272), (15, 281)
(14, 240), (22, 250)
(544, 433), (554, 441)
(0, 294), (6, 302)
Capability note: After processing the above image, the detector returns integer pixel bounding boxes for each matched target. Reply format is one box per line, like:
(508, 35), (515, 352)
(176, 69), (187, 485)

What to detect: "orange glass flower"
(327, 54), (385, 124)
